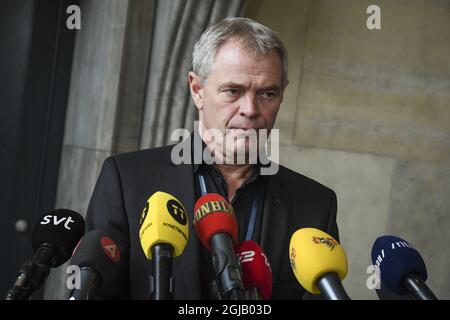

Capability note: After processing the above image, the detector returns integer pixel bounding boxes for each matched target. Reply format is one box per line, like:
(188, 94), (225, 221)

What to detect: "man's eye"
(226, 89), (240, 96)
(259, 91), (277, 99)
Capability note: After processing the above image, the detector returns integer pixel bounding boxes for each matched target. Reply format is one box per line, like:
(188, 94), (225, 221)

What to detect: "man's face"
(189, 39), (286, 163)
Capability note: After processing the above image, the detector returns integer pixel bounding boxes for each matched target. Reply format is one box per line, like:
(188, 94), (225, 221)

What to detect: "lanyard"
(198, 174), (259, 241)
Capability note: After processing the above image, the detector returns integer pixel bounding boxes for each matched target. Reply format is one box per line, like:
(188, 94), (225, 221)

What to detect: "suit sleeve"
(326, 189), (340, 243)
(85, 157), (130, 299)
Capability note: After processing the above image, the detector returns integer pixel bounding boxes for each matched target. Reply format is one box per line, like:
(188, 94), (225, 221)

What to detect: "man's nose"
(239, 94), (259, 118)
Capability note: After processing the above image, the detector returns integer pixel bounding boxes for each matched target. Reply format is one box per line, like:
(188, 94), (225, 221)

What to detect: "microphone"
(139, 191), (189, 300)
(194, 193), (245, 300)
(6, 209), (85, 300)
(371, 235), (438, 300)
(289, 228), (350, 300)
(68, 230), (123, 300)
(235, 240), (272, 300)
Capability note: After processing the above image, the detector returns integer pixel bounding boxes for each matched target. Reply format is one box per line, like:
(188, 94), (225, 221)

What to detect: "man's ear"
(282, 79), (289, 92)
(280, 79), (289, 103)
(188, 71), (204, 110)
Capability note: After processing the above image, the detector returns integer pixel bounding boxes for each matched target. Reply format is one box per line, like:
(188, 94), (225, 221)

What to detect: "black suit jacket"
(85, 138), (339, 300)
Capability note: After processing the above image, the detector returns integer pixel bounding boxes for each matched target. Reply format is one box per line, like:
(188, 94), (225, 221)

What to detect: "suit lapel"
(260, 172), (291, 289)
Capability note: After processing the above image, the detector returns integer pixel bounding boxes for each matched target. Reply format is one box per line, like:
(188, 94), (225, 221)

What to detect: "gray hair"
(192, 17), (288, 86)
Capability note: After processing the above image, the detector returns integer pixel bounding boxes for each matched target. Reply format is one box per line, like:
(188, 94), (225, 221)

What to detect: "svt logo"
(40, 215), (75, 230)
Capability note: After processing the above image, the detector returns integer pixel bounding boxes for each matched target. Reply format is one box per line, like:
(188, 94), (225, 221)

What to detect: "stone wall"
(245, 0), (450, 299)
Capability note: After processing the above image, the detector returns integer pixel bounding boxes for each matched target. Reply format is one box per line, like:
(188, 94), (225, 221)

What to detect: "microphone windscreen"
(139, 191), (189, 260)
(289, 228), (348, 294)
(235, 240), (272, 299)
(71, 230), (123, 285)
(32, 209), (85, 266)
(371, 235), (427, 295)
(193, 193), (237, 250)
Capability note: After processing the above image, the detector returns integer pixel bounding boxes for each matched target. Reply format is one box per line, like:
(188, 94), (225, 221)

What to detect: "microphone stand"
(6, 244), (57, 300)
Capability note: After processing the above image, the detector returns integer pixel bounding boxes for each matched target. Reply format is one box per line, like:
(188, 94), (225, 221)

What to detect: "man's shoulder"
(275, 164), (335, 196)
(105, 145), (174, 169)
(109, 144), (176, 165)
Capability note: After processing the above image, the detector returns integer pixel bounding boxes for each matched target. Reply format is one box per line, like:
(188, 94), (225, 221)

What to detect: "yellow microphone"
(289, 228), (350, 300)
(139, 191), (189, 299)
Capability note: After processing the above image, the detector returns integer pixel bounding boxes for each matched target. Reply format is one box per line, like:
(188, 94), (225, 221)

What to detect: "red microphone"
(236, 240), (272, 300)
(194, 193), (245, 300)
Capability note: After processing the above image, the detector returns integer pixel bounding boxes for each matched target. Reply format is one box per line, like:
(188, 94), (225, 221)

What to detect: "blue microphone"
(371, 235), (437, 300)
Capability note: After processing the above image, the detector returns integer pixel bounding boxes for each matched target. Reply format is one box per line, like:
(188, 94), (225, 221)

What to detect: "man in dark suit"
(86, 17), (339, 299)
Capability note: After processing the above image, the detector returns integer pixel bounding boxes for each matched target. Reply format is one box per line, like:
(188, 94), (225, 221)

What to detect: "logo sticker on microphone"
(312, 236), (338, 251)
(194, 200), (234, 222)
(238, 250), (256, 263)
(40, 214), (75, 230)
(167, 199), (187, 225)
(139, 202), (149, 226)
(101, 236), (121, 262)
(290, 247), (296, 271)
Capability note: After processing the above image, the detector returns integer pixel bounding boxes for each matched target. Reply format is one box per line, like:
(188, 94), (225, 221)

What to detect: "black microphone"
(6, 209), (85, 300)
(68, 230), (123, 300)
